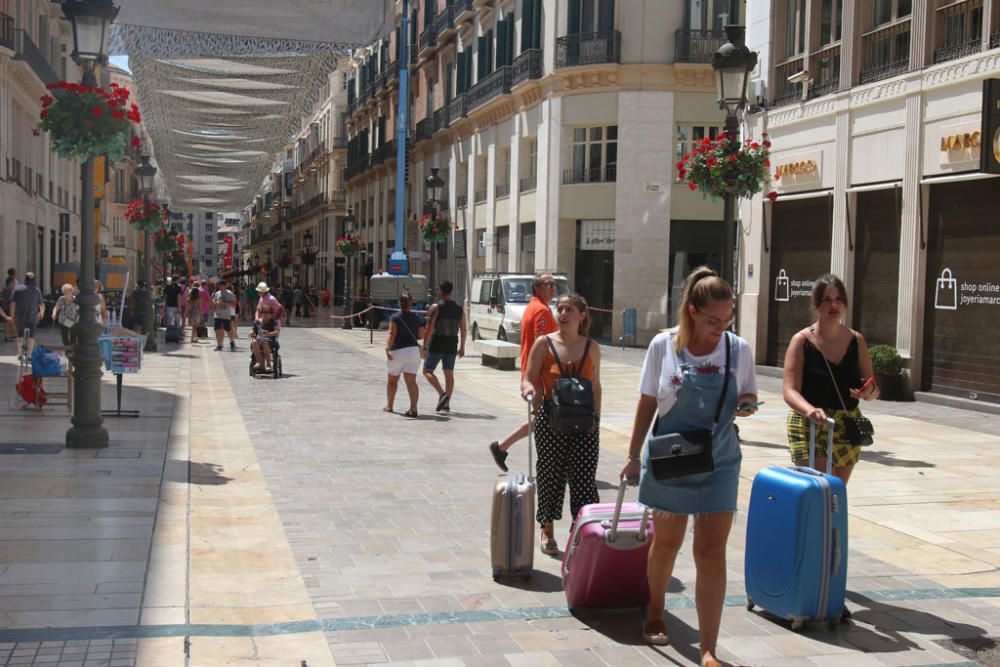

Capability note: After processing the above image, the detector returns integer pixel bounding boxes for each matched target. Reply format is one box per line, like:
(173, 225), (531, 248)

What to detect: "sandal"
(642, 619), (669, 646)
(435, 393), (450, 412)
(540, 536), (559, 555)
(404, 410), (418, 418)
(489, 441), (509, 472)
(383, 406), (393, 413)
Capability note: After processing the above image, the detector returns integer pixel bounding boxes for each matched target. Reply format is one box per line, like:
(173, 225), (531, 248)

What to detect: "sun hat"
(256, 282), (270, 293)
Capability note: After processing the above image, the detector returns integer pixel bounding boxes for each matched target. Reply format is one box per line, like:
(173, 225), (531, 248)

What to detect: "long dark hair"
(811, 273), (848, 310)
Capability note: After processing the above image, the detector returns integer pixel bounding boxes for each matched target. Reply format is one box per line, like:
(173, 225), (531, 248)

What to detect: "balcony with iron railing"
(291, 193), (327, 221)
(434, 5), (455, 42)
(809, 44), (841, 99)
(859, 56), (909, 84)
(0, 13), (13, 52)
(448, 93), (468, 122)
(456, 194), (468, 208)
(563, 166), (617, 184)
(419, 21), (437, 56)
(453, 0), (475, 25)
(12, 29), (58, 85)
(468, 66), (512, 111)
(859, 24), (910, 84)
(555, 31), (621, 68)
(474, 189), (487, 203)
(992, 31), (1000, 48)
(432, 106), (449, 134)
(771, 58), (804, 107)
(328, 190), (347, 205)
(415, 117), (433, 143)
(512, 48), (543, 86)
(495, 183), (510, 198)
(674, 29), (727, 63)
(519, 175), (537, 192)
(934, 37), (983, 63)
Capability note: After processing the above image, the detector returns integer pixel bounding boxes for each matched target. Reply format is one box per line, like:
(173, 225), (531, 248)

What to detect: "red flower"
(112, 110), (124, 120)
(688, 182), (697, 191)
(750, 142), (760, 149)
(717, 132), (728, 141)
(46, 82), (58, 90)
(701, 137), (711, 146)
(675, 161), (685, 170)
(91, 106), (103, 117)
(767, 191), (779, 202)
(40, 95), (54, 107)
(678, 168), (686, 179)
(40, 110), (48, 118)
(131, 136), (141, 148)
(706, 156), (718, 167)
(764, 159), (770, 167)
(774, 172), (781, 180)
(728, 154), (738, 162)
(763, 140), (772, 148)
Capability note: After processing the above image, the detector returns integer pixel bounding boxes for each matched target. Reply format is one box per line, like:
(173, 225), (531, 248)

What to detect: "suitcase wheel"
(790, 620), (805, 631)
(746, 598), (754, 611)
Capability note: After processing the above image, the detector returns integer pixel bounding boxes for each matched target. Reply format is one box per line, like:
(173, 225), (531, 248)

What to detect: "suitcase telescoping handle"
(609, 480), (650, 543)
(524, 392), (535, 479)
(808, 417), (837, 474)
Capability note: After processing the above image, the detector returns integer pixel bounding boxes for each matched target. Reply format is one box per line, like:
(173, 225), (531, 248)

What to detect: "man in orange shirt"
(489, 274), (558, 471)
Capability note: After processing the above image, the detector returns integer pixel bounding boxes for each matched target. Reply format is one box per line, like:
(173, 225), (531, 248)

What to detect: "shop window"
(675, 124), (722, 181)
(568, 125), (617, 184)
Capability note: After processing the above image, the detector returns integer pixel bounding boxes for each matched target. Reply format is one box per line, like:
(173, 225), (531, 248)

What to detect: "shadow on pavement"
(442, 411), (498, 421)
(165, 460), (232, 485)
(498, 569), (563, 593)
(741, 440), (935, 469)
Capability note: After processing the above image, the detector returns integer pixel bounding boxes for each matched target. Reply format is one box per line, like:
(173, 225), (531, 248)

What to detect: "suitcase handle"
(808, 417), (837, 474)
(609, 482), (650, 544)
(524, 392), (535, 479)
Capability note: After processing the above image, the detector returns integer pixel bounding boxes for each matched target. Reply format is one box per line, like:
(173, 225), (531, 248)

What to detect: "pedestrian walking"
(619, 266), (758, 659)
(212, 282), (237, 351)
(164, 276), (182, 327)
(199, 279), (213, 331)
(186, 283), (203, 343)
(229, 283), (240, 340)
(384, 291), (424, 417)
(281, 285), (295, 326)
(489, 273), (559, 471)
(782, 273), (878, 484)
(421, 280), (466, 412)
(320, 286), (331, 315)
(3, 268), (18, 342)
(51, 284), (79, 346)
(520, 292), (602, 556)
(94, 280), (108, 325)
(10, 272), (46, 360)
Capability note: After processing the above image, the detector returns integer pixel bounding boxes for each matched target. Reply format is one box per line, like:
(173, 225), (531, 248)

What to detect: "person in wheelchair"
(250, 305), (281, 373)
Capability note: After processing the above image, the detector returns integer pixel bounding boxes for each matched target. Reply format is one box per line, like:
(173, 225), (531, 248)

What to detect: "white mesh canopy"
(110, 1), (392, 210)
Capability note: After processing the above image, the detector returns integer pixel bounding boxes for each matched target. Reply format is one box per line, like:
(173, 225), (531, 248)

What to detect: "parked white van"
(469, 273), (570, 343)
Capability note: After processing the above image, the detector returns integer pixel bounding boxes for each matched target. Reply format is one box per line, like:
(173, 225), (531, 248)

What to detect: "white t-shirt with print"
(638, 329), (758, 417)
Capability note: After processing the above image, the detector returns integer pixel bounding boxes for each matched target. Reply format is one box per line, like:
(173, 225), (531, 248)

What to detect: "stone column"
(831, 106), (852, 296)
(535, 96), (562, 271)
(508, 115), (522, 273)
(485, 134), (497, 271)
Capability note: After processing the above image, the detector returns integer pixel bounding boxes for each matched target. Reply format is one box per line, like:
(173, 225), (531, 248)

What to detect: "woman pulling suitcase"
(620, 267), (759, 665)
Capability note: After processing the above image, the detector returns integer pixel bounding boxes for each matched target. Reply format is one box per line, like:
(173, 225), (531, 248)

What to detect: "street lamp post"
(280, 239), (289, 285)
(423, 167), (445, 286)
(64, 0), (119, 450)
(136, 154), (157, 352)
(711, 25), (757, 288)
(303, 229), (314, 289)
(342, 209), (356, 330)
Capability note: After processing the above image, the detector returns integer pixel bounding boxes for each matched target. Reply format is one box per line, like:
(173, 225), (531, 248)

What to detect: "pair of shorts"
(253, 337), (278, 351)
(214, 317), (232, 331)
(423, 350), (456, 372)
(16, 321), (36, 338)
(387, 346), (421, 376)
(787, 408), (864, 467)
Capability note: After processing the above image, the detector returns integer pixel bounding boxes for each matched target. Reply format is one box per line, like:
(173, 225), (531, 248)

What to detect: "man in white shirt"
(212, 282), (237, 351)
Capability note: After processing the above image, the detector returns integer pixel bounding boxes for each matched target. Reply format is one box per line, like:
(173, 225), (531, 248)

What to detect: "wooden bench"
(474, 339), (521, 371)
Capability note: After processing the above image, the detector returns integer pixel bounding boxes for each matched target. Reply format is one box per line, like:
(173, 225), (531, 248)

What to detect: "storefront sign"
(775, 160), (817, 177)
(773, 151), (822, 189)
(939, 122), (981, 166)
(773, 269), (815, 302)
(579, 220), (615, 251)
(933, 267), (1000, 309)
(981, 79), (1000, 174)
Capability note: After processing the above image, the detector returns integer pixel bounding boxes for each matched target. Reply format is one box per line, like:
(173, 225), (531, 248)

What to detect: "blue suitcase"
(745, 418), (847, 630)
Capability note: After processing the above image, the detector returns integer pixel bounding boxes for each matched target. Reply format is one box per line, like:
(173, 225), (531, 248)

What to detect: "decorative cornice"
(768, 95), (840, 127)
(849, 77), (908, 107)
(922, 51), (1000, 89)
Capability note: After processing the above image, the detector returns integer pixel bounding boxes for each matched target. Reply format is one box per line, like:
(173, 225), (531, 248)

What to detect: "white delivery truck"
(469, 273), (570, 343)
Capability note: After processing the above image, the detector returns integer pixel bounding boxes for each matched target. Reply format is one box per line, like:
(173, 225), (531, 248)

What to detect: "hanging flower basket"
(299, 248), (318, 266)
(678, 132), (778, 203)
(125, 199), (165, 233)
(277, 253), (293, 268)
(336, 235), (363, 257)
(153, 229), (179, 254)
(419, 214), (450, 244)
(37, 82), (142, 162)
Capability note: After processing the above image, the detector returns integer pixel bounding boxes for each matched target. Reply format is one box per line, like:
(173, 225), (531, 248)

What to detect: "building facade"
(742, 0), (1000, 405)
(0, 0), (84, 294)
(345, 0), (741, 342)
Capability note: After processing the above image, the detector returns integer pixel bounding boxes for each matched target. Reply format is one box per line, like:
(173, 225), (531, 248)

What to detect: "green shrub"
(869, 344), (902, 376)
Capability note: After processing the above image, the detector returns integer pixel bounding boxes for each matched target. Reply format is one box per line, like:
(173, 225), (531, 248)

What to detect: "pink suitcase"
(561, 484), (654, 609)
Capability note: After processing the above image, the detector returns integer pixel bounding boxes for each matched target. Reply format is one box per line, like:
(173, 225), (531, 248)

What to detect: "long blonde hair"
(675, 266), (733, 352)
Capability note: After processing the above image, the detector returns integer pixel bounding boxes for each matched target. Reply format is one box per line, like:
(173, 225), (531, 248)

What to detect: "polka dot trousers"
(533, 403), (600, 529)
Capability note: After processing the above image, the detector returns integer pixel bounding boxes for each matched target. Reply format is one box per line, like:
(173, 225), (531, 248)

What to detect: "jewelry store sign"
(773, 269), (815, 302)
(938, 122), (981, 166)
(773, 151), (821, 189)
(934, 267), (1000, 310)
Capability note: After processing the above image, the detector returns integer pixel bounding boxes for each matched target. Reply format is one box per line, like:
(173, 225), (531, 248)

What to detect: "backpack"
(31, 346), (63, 378)
(546, 337), (596, 435)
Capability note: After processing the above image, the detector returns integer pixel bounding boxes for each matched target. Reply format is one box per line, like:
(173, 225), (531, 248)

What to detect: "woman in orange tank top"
(521, 293), (602, 555)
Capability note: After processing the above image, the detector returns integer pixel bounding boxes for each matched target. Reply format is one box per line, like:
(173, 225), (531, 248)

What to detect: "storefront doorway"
(575, 220), (614, 340)
(852, 188), (901, 347)
(667, 220), (723, 327)
(766, 195), (833, 366)
(923, 178), (1000, 403)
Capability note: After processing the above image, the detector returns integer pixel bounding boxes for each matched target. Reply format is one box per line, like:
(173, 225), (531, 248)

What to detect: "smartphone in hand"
(737, 401), (764, 411)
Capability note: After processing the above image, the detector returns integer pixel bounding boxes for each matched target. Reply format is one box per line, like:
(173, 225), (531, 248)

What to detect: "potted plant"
(869, 344), (904, 401)
(418, 213), (450, 244)
(125, 199), (165, 233)
(336, 235), (364, 257)
(299, 248), (318, 266)
(37, 81), (142, 161)
(152, 229), (179, 254)
(678, 132), (778, 202)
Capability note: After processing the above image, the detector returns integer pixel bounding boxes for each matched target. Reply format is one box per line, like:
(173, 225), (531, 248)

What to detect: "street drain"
(937, 637), (1000, 666)
(0, 444), (64, 454)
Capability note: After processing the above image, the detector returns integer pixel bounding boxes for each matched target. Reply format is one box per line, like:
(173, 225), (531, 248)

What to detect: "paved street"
(1, 326), (1000, 666)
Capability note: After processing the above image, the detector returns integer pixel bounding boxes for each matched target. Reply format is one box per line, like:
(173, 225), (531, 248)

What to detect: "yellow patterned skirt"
(786, 408), (864, 467)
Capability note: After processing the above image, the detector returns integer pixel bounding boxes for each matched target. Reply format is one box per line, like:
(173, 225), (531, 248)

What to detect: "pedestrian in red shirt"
(488, 274), (559, 471)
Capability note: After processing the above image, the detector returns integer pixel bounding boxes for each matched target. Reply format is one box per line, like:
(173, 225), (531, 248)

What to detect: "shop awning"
(770, 189), (833, 202)
(847, 181), (901, 193)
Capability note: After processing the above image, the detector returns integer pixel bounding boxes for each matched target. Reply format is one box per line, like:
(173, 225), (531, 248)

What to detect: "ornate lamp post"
(136, 154), (157, 352)
(423, 167), (445, 286)
(64, 0), (119, 450)
(712, 25), (757, 287)
(303, 229), (314, 288)
(342, 208), (356, 330)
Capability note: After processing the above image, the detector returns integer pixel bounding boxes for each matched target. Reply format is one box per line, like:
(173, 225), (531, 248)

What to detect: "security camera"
(786, 70), (813, 84)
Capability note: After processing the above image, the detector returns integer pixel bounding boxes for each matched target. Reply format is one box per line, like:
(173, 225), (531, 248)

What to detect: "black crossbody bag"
(647, 333), (731, 480)
(546, 337), (596, 435)
(815, 335), (875, 447)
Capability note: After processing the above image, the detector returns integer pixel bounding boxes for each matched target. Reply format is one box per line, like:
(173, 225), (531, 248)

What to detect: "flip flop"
(404, 410), (418, 418)
(641, 619), (669, 646)
(383, 406), (393, 413)
(540, 537), (559, 555)
(435, 393), (450, 412)
(489, 441), (508, 472)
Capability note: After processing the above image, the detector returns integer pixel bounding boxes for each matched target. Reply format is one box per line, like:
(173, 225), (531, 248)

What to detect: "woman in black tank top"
(782, 274), (879, 484)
